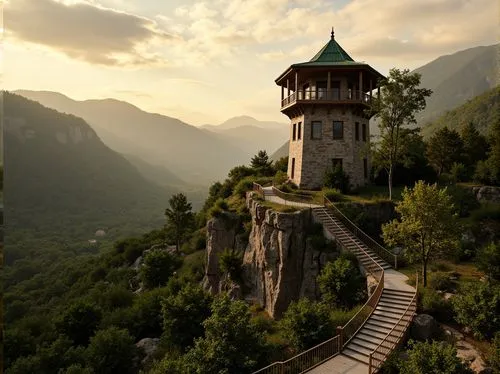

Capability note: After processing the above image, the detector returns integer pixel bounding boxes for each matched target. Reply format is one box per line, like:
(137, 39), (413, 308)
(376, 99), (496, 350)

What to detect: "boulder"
(473, 186), (500, 203)
(411, 314), (438, 340)
(136, 337), (160, 364)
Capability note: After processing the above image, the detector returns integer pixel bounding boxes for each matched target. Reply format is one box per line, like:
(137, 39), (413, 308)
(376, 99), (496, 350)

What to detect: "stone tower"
(275, 29), (384, 189)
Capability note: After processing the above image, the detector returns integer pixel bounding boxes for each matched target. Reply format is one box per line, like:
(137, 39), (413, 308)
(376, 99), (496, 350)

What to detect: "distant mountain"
(422, 86), (500, 137)
(122, 153), (186, 187)
(203, 115), (287, 131)
(270, 141), (289, 161)
(4, 92), (176, 244)
(201, 117), (289, 156)
(14, 90), (250, 185)
(414, 43), (499, 126)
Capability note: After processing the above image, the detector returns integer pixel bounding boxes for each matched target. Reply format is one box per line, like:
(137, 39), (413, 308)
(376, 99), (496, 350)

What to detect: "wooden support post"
(281, 85), (284, 101)
(287, 78), (290, 97)
(359, 71), (363, 101)
(295, 71), (298, 93)
(369, 79), (373, 102)
(336, 326), (343, 349)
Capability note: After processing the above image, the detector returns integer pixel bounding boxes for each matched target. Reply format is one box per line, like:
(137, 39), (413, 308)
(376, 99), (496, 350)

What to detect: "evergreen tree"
(165, 193), (195, 251)
(250, 150), (273, 176)
(461, 122), (488, 175)
(487, 119), (500, 184)
(426, 127), (464, 177)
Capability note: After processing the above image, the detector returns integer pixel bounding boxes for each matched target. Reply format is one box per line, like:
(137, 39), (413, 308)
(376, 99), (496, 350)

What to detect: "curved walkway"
(258, 187), (416, 374)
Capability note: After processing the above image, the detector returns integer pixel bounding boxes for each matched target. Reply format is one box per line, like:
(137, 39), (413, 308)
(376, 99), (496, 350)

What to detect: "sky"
(2, 0), (498, 125)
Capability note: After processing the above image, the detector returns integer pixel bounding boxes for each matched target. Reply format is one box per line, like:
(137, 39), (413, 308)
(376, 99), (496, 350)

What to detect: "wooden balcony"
(281, 89), (373, 110)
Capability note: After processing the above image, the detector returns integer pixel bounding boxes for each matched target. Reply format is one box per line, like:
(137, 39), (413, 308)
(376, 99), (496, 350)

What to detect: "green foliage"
(383, 181), (458, 287)
(324, 164), (351, 193)
(317, 256), (366, 308)
(371, 68), (433, 200)
(446, 185), (480, 218)
(450, 162), (468, 183)
(165, 193), (195, 251)
(399, 340), (473, 374)
(273, 156), (289, 173)
(426, 127), (464, 177)
(140, 250), (182, 289)
(161, 283), (212, 351)
(207, 198), (229, 218)
(250, 150), (274, 176)
(181, 228), (206, 255)
(486, 117), (500, 185)
(273, 170), (288, 186)
(219, 248), (244, 283)
(85, 327), (138, 374)
(461, 122), (489, 175)
(429, 272), (456, 292)
(477, 242), (500, 281)
(279, 299), (333, 351)
(56, 301), (102, 346)
(489, 332), (500, 372)
(452, 281), (500, 339)
(323, 188), (344, 202)
(418, 287), (453, 322)
(183, 294), (267, 373)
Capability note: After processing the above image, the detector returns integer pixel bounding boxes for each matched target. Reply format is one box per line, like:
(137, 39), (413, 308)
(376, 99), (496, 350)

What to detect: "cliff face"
(242, 195), (337, 318)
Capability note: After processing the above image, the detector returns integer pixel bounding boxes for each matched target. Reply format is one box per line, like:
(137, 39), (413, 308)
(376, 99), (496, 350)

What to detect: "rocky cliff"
(242, 194), (338, 318)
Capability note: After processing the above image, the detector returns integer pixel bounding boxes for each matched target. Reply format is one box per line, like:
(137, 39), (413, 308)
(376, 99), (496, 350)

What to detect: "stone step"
(343, 348), (370, 364)
(383, 288), (416, 297)
(373, 309), (404, 319)
(376, 303), (408, 313)
(346, 341), (373, 357)
(365, 318), (396, 330)
(349, 337), (380, 351)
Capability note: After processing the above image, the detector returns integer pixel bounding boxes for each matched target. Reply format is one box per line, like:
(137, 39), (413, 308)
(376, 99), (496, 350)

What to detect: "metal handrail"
(368, 272), (419, 373)
(323, 197), (398, 268)
(271, 186), (317, 208)
(253, 336), (340, 374)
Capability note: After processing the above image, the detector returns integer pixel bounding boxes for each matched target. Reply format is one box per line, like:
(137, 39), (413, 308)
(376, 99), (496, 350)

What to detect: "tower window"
(292, 123), (297, 141)
(332, 158), (343, 169)
(362, 123), (367, 142)
(333, 121), (343, 140)
(311, 121), (322, 139)
(355, 122), (359, 141)
(363, 158), (368, 179)
(298, 122), (302, 140)
(291, 158), (296, 179)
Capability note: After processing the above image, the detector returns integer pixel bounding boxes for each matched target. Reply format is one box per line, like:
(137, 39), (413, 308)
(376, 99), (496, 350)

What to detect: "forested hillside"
(4, 92), (175, 261)
(422, 86), (500, 137)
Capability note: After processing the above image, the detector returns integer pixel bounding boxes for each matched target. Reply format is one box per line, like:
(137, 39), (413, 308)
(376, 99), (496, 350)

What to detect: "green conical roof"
(309, 31), (354, 63)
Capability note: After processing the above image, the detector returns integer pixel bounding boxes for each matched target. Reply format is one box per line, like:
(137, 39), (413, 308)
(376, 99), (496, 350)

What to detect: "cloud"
(4, 0), (177, 67)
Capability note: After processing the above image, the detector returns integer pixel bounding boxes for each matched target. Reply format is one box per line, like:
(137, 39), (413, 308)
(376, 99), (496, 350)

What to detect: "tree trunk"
(388, 165), (393, 200)
(422, 260), (427, 288)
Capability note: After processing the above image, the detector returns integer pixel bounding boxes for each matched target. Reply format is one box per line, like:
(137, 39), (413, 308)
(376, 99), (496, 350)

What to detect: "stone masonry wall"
(287, 106), (370, 189)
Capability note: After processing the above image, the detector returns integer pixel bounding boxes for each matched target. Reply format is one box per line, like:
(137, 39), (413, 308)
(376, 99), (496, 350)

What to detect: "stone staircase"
(312, 207), (391, 271)
(342, 288), (416, 365)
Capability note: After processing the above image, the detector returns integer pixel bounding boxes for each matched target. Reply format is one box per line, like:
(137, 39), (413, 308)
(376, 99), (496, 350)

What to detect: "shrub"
(447, 185), (480, 218)
(56, 301), (102, 346)
(429, 272), (456, 292)
(323, 188), (344, 202)
(330, 307), (358, 328)
(219, 248), (244, 284)
(477, 242), (500, 281)
(280, 299), (333, 351)
(450, 162), (468, 183)
(474, 160), (491, 184)
(140, 250), (182, 289)
(181, 229), (206, 255)
(399, 340), (473, 374)
(317, 256), (366, 309)
(207, 198), (229, 218)
(324, 165), (351, 193)
(273, 171), (288, 186)
(418, 287), (452, 322)
(452, 281), (500, 339)
(490, 332), (500, 372)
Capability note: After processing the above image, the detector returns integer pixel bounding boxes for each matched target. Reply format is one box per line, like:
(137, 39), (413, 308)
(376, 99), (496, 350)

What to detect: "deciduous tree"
(371, 68), (432, 200)
(427, 127), (464, 177)
(382, 181), (458, 287)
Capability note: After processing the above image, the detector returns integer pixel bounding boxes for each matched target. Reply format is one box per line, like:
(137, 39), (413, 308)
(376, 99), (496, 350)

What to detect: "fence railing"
(323, 197), (399, 269)
(271, 186), (317, 208)
(368, 272), (418, 374)
(281, 89), (372, 108)
(253, 336), (340, 374)
(253, 182), (265, 198)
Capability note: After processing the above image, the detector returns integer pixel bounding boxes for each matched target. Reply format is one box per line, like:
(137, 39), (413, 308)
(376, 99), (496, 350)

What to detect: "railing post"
(394, 254), (398, 270)
(337, 326), (343, 349)
(369, 353), (372, 373)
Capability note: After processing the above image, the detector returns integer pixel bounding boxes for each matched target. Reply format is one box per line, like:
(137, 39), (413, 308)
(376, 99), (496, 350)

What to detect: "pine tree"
(426, 127), (464, 177)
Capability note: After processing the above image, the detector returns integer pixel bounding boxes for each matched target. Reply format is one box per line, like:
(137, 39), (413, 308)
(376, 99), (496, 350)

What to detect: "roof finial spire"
(331, 27), (335, 39)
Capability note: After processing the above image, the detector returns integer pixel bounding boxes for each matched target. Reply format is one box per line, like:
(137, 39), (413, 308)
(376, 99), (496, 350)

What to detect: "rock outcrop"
(472, 186), (500, 203)
(203, 212), (242, 294)
(243, 194), (337, 318)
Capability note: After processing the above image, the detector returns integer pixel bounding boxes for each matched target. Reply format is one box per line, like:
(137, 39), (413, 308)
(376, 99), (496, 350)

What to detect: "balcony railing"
(281, 89), (371, 108)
